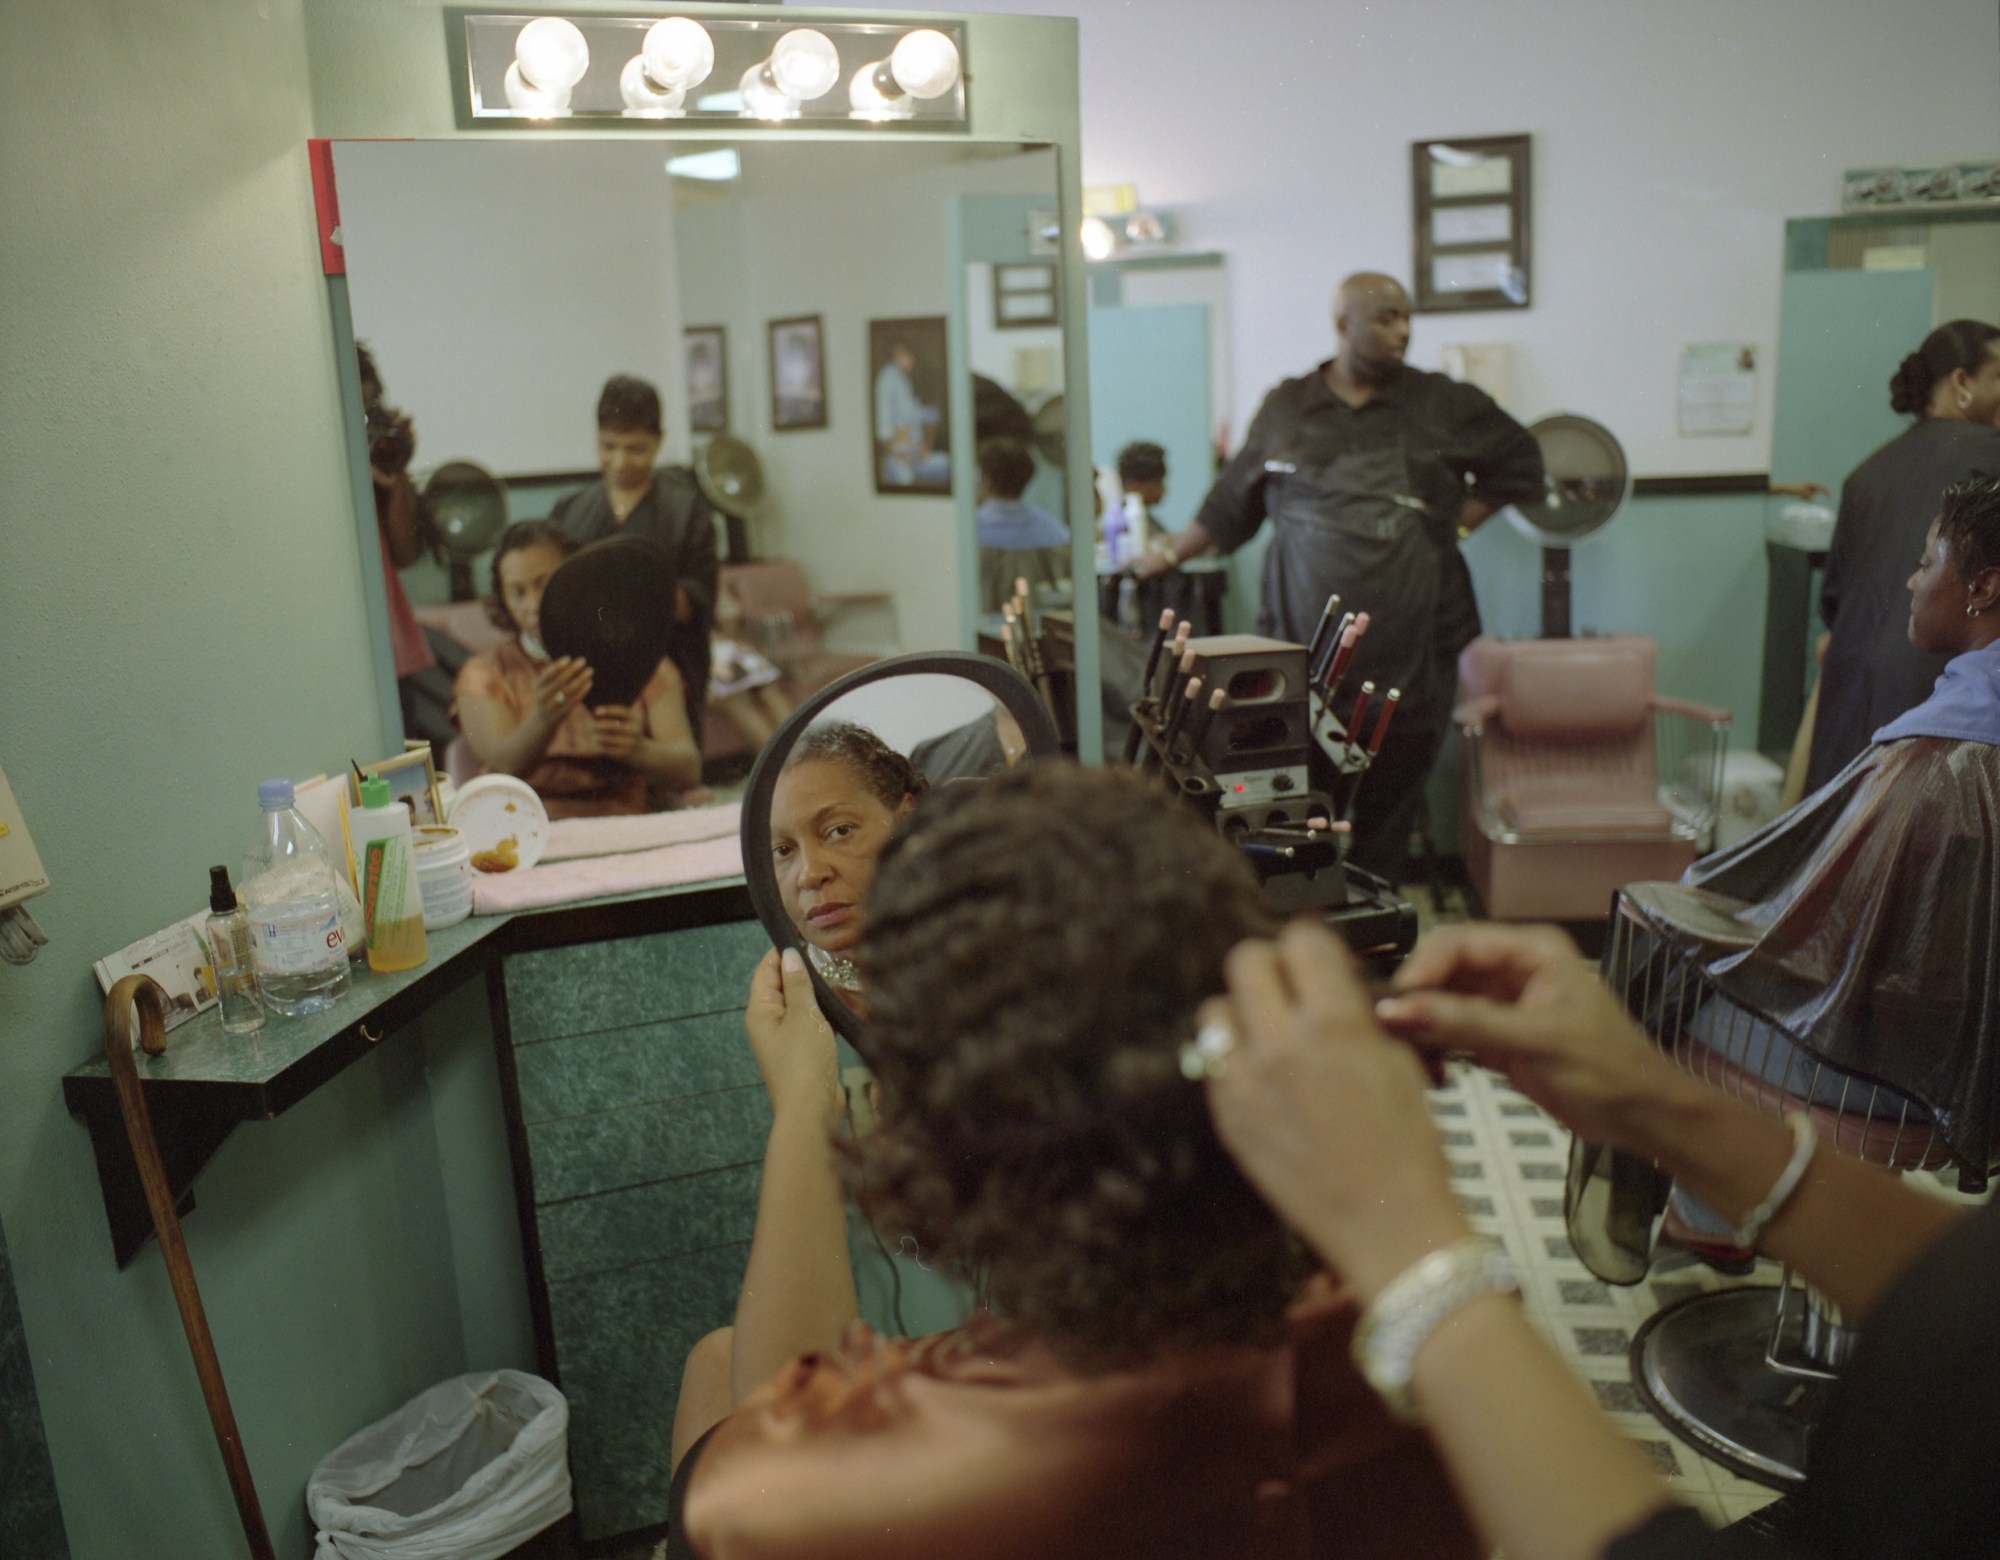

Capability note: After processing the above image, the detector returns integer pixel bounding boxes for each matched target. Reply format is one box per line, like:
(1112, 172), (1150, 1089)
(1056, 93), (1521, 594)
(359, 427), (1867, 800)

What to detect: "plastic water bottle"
(241, 778), (350, 1016)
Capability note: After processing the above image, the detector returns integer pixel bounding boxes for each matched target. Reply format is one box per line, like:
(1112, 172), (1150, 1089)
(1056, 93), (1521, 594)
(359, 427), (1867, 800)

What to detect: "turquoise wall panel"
(1770, 268), (1935, 492)
(1088, 303), (1212, 533)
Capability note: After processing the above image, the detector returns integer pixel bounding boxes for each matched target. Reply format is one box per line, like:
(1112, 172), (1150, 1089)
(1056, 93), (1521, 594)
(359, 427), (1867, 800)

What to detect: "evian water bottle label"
(249, 907), (345, 973)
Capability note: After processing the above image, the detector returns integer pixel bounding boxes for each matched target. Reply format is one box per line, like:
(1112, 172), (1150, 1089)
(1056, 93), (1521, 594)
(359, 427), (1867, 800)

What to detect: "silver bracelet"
(1353, 1237), (1518, 1424)
(1727, 1112), (1817, 1249)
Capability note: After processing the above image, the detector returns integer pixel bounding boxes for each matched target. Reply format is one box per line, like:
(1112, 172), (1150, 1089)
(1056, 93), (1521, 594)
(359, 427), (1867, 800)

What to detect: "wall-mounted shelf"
(64, 878), (752, 1269)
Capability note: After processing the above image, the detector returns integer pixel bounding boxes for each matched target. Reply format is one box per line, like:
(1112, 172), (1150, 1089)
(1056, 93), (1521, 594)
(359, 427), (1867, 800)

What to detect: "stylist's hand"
(745, 947), (842, 1129)
(590, 701), (643, 760)
(1204, 919), (1473, 1303)
(531, 657), (593, 723)
(1374, 924), (1680, 1152)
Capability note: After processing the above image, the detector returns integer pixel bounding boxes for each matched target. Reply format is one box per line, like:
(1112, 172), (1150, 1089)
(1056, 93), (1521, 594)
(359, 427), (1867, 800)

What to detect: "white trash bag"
(308, 1369), (572, 1560)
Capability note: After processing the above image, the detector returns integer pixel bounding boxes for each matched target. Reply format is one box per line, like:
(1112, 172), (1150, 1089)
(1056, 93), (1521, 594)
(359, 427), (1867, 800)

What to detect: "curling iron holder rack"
(1123, 632), (1415, 964)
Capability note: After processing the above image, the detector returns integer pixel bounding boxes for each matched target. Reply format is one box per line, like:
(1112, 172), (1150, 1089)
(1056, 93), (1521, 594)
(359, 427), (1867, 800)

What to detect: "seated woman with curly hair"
(665, 765), (1480, 1559)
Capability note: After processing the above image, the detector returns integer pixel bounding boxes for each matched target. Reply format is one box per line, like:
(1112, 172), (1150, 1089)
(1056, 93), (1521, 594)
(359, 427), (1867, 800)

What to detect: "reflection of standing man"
(357, 346), (453, 755)
(552, 375), (720, 738)
(874, 340), (950, 486)
(1143, 273), (1544, 882)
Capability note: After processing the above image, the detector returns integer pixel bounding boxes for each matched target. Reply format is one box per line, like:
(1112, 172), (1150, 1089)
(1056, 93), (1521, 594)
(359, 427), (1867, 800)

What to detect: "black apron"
(1257, 444), (1450, 732)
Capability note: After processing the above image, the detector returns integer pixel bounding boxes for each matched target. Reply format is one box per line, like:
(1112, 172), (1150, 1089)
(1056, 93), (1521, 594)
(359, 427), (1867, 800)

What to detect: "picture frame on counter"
(351, 748), (444, 827)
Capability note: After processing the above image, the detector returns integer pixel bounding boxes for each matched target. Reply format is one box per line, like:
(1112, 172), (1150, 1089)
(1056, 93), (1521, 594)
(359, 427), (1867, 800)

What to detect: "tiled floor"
(1428, 1061), (1785, 1530)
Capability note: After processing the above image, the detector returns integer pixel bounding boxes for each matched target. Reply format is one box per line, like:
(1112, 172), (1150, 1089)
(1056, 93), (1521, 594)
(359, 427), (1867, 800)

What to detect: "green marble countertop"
(65, 873), (751, 1111)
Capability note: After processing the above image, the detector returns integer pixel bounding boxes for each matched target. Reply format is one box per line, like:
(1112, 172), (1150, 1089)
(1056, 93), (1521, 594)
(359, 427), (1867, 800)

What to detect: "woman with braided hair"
(767, 722), (927, 1003)
(665, 764), (1481, 1559)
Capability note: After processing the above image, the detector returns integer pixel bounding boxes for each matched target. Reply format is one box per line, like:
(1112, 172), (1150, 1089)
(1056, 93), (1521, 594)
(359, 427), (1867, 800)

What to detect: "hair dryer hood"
(422, 461), (509, 561)
(1505, 414), (1631, 548)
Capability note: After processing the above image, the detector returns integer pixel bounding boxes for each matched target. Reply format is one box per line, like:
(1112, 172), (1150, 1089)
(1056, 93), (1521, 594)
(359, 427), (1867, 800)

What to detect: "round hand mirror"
(741, 650), (1061, 1052)
(537, 536), (676, 708)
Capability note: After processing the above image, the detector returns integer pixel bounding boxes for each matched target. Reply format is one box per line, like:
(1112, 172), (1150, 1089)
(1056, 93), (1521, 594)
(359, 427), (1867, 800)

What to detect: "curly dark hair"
(1939, 476), (2000, 582)
(976, 437), (1036, 501)
(1117, 440), (1167, 486)
(784, 721), (929, 809)
(483, 519), (576, 633)
(1889, 319), (1999, 417)
(847, 763), (1307, 1371)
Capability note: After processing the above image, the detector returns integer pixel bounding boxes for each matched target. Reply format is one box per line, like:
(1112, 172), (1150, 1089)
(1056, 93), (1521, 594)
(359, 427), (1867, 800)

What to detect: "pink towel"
(471, 834), (743, 915)
(541, 802), (741, 862)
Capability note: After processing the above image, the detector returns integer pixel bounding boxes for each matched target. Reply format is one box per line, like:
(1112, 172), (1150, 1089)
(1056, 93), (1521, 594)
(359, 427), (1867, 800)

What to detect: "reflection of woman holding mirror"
(768, 723), (925, 1002)
(550, 376), (719, 734)
(452, 521), (702, 818)
(669, 767), (1478, 1558)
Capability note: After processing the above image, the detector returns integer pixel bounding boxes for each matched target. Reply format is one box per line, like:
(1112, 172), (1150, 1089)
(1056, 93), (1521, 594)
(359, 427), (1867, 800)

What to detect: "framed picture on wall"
(768, 315), (827, 431)
(868, 316), (952, 495)
(1411, 133), (1531, 313)
(992, 262), (1059, 328)
(685, 325), (727, 433)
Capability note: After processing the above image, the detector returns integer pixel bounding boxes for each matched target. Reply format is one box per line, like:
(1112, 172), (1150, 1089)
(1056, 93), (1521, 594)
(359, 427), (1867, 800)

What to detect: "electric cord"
(869, 1220), (911, 1338)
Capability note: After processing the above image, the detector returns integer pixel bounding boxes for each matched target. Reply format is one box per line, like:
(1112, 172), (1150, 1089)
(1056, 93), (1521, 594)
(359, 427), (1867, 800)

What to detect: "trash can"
(308, 1370), (572, 1560)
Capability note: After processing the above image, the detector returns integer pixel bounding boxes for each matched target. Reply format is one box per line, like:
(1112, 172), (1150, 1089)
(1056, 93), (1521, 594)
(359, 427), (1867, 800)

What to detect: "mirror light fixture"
(737, 28), (841, 121)
(458, 12), (970, 128)
(848, 28), (962, 119)
(505, 15), (589, 116)
(619, 16), (714, 116)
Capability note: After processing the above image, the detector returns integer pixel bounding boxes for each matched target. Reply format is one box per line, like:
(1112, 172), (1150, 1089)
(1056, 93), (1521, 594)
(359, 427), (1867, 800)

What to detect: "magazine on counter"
(92, 909), (216, 1030)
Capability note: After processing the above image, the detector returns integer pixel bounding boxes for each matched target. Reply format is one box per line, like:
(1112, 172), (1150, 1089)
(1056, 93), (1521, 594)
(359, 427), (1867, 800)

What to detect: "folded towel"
(541, 802), (741, 862)
(472, 834), (743, 915)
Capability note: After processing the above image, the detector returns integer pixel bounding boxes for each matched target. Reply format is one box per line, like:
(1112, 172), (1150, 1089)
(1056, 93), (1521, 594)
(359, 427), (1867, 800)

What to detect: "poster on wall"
(685, 326), (727, 433)
(768, 315), (827, 431)
(869, 316), (952, 495)
(1678, 342), (1757, 436)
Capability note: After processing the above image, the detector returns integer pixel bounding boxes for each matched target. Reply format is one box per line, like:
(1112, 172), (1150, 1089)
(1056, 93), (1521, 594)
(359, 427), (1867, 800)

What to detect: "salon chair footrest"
(1631, 1286), (1832, 1489)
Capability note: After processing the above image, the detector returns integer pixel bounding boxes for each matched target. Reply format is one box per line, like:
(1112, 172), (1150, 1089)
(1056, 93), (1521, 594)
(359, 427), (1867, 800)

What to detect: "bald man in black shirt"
(1142, 274), (1543, 883)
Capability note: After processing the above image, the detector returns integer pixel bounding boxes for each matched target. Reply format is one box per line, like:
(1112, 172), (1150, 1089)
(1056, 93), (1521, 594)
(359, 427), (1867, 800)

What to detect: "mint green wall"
(0, 4), (531, 1554)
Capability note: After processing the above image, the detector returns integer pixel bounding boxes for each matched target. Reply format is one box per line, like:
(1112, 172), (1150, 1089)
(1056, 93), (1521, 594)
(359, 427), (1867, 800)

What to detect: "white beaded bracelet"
(1353, 1237), (1518, 1424)
(1726, 1112), (1818, 1249)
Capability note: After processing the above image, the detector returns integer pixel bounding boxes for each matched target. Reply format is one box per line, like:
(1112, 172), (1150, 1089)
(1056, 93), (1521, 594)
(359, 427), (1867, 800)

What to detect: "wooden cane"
(104, 976), (277, 1560)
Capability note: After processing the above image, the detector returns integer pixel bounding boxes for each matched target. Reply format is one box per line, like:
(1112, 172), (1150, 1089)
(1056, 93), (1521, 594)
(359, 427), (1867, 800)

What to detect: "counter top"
(65, 872), (756, 1267)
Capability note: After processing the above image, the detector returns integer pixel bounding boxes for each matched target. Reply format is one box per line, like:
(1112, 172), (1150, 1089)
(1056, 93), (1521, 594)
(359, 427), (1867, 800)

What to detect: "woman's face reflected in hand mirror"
(741, 652), (1061, 1051)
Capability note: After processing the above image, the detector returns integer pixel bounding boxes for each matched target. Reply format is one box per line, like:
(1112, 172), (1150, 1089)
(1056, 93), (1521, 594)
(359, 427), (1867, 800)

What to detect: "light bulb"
(642, 17), (713, 92)
(769, 29), (840, 101)
(514, 16), (589, 93)
(620, 55), (686, 115)
(1080, 216), (1116, 262)
(504, 60), (572, 117)
(739, 62), (799, 121)
(890, 29), (960, 99)
(848, 62), (911, 120)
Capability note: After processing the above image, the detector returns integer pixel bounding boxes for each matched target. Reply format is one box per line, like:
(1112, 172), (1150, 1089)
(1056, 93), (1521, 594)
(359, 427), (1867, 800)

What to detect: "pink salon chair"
(1455, 635), (1729, 921)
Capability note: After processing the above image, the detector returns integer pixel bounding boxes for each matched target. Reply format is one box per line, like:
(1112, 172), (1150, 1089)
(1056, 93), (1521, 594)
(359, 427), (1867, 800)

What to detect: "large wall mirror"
(334, 132), (1072, 788)
(1763, 207), (2000, 751)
